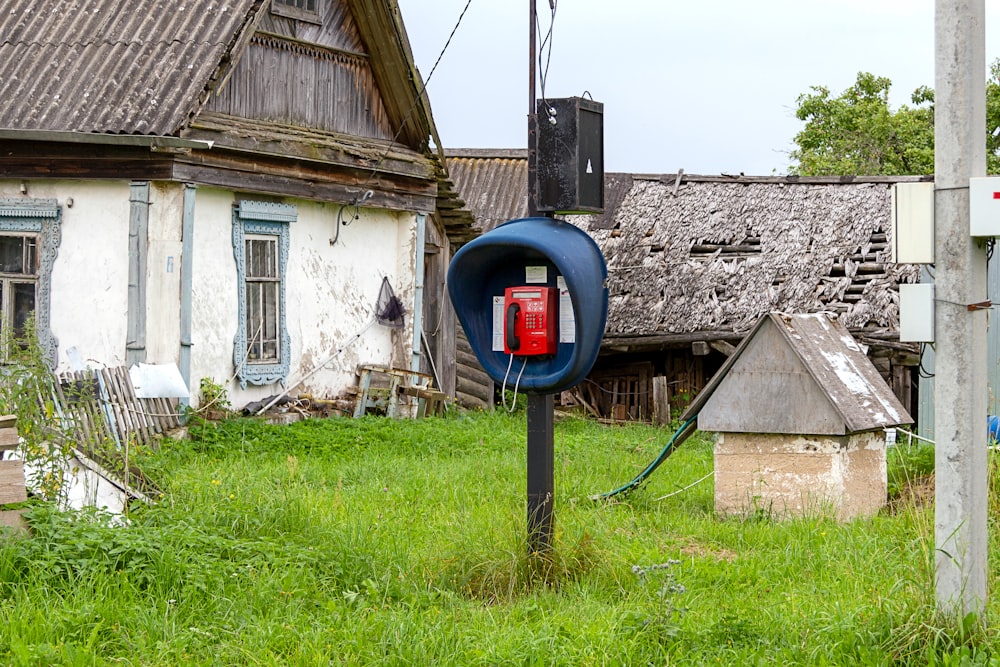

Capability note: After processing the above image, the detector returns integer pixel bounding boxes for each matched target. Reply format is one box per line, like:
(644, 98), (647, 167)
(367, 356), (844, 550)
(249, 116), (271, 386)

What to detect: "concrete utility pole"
(934, 0), (989, 617)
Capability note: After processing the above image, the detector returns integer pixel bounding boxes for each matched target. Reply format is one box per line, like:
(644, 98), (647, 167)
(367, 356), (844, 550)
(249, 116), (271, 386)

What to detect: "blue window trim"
(232, 201), (295, 389)
(0, 198), (61, 367)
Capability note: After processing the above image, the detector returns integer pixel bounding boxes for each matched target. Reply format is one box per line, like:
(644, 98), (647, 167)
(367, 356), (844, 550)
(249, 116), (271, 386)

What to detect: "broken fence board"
(0, 460), (26, 504)
(0, 428), (19, 450)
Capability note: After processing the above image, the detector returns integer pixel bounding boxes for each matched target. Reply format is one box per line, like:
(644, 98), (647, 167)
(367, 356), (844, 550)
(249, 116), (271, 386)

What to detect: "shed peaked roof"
(683, 312), (912, 434)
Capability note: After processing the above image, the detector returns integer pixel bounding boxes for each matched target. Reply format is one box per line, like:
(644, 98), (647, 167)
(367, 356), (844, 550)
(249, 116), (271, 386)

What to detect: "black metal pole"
(527, 393), (554, 553)
(528, 0), (539, 219)
(525, 0), (555, 554)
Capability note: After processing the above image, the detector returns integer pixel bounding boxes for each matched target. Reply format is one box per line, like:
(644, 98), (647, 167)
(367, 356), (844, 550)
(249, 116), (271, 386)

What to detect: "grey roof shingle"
(0, 0), (259, 135)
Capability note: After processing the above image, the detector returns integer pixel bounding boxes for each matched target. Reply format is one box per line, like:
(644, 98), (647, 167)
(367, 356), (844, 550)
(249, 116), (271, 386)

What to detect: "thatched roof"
(445, 149), (925, 341)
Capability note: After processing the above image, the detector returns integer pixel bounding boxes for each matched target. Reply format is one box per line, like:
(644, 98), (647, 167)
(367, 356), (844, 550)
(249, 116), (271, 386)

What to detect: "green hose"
(592, 415), (698, 500)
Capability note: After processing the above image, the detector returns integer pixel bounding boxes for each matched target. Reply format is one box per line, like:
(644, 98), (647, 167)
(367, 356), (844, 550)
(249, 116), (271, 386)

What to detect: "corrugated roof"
(446, 149), (529, 231)
(0, 0), (260, 135)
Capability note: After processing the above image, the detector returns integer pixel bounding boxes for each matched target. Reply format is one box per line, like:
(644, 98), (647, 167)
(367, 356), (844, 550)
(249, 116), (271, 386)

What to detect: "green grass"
(0, 411), (997, 665)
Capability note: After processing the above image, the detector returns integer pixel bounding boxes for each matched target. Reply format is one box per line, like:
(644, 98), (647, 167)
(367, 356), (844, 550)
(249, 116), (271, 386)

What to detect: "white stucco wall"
(1, 179), (420, 412)
(0, 179), (131, 369)
(187, 188), (418, 410)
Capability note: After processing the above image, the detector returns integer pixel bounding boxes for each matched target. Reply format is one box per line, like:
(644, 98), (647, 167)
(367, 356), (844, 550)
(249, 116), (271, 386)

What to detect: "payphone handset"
(503, 286), (559, 356)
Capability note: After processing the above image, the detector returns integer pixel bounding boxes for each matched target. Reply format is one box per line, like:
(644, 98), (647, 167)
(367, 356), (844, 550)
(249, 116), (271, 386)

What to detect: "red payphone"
(503, 286), (559, 356)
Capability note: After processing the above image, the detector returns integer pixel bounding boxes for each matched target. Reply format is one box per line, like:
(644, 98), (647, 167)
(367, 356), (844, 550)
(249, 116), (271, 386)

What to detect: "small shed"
(682, 312), (913, 521)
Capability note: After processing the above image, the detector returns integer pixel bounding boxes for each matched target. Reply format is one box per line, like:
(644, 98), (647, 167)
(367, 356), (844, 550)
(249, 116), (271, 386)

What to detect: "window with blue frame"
(0, 199), (60, 365)
(232, 201), (295, 388)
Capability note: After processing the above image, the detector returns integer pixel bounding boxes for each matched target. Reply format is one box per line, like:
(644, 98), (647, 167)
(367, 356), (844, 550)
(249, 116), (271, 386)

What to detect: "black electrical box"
(535, 97), (604, 214)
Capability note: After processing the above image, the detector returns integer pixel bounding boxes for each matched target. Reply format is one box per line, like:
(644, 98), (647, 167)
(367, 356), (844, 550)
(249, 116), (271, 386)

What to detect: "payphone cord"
(501, 353), (528, 413)
(591, 415), (698, 501)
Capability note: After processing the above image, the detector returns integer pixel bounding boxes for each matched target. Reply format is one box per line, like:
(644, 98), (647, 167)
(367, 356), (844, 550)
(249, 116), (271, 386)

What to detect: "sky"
(396, 0), (1000, 176)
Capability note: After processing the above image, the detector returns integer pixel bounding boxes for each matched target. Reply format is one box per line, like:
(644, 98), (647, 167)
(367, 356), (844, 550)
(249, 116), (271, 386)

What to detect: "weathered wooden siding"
(421, 218), (456, 397)
(455, 329), (493, 410)
(259, 0), (365, 52)
(698, 319), (848, 435)
(206, 34), (392, 139)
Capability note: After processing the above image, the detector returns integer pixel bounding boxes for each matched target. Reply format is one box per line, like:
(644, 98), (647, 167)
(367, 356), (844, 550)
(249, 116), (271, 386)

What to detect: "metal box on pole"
(535, 97), (604, 214)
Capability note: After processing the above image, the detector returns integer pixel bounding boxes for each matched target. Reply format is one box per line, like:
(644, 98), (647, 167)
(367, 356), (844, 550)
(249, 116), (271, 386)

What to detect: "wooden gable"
(688, 313), (912, 436)
(697, 316), (848, 435)
(204, 0), (393, 141)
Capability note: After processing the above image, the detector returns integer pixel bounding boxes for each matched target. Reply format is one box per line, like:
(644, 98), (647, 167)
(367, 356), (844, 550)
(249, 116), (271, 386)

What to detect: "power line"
(358, 0), (475, 194)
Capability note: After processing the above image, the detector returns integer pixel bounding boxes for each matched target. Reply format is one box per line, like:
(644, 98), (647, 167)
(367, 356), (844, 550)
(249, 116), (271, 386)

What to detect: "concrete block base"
(714, 431), (887, 521)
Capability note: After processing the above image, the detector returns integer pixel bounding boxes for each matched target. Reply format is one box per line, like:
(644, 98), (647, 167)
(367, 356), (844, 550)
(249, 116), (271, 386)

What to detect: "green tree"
(789, 64), (1000, 176)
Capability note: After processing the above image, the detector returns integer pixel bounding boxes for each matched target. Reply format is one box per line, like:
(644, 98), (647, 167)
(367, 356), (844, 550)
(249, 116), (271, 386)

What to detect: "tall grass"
(0, 411), (996, 665)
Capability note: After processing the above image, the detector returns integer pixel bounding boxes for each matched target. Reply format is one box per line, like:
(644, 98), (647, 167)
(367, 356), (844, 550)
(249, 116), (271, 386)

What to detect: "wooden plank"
(652, 376), (671, 426)
(52, 375), (83, 444)
(0, 416), (15, 429)
(171, 161), (437, 214)
(115, 367), (151, 446)
(709, 340), (737, 357)
(0, 429), (19, 450)
(0, 461), (26, 505)
(85, 371), (117, 445)
(101, 368), (131, 446)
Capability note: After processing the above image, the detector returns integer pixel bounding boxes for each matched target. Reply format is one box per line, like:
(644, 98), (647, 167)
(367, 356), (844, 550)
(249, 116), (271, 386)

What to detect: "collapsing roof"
(684, 312), (913, 436)
(582, 176), (922, 340)
(445, 149), (924, 343)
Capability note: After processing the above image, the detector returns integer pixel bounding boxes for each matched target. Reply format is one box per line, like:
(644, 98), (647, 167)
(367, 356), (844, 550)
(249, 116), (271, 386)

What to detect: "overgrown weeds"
(0, 319), (74, 502)
(0, 412), (996, 663)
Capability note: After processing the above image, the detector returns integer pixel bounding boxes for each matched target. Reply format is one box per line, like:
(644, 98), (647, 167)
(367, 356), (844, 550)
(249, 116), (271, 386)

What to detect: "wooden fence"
(54, 367), (181, 449)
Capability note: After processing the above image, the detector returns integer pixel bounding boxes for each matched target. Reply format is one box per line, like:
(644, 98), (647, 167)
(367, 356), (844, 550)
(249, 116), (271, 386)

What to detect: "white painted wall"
(0, 179), (131, 369)
(187, 189), (417, 410)
(0, 179), (420, 412)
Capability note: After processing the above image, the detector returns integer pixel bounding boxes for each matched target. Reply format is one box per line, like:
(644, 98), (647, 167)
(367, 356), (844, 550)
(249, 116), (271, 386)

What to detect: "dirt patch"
(677, 541), (738, 562)
(886, 474), (934, 514)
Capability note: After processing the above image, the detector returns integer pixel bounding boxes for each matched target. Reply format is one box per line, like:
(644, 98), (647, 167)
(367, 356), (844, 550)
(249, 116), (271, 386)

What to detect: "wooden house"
(0, 0), (476, 410)
(445, 149), (923, 419)
(681, 312), (912, 520)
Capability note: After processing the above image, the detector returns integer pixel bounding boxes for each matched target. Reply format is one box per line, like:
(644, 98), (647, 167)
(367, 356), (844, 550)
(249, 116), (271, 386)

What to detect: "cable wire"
(655, 470), (714, 501)
(537, 0), (558, 124)
(358, 0), (474, 191)
(592, 415), (698, 500)
(501, 353), (527, 413)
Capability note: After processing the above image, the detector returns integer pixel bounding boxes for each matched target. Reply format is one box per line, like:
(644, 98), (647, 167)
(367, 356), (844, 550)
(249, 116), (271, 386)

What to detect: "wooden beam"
(652, 376), (670, 426)
(709, 339), (737, 357)
(0, 428), (19, 450)
(171, 162), (437, 212)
